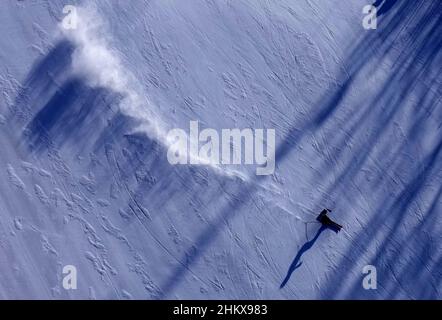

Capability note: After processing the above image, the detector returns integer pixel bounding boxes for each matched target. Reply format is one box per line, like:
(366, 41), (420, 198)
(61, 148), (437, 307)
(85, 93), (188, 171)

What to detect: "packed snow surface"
(0, 0), (440, 299)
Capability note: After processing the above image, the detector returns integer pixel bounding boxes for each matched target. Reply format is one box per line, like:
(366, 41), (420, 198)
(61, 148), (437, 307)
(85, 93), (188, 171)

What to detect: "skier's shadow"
(280, 225), (327, 289)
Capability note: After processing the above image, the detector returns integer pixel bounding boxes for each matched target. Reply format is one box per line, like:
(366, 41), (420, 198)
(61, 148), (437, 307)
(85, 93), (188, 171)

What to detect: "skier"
(317, 208), (343, 233)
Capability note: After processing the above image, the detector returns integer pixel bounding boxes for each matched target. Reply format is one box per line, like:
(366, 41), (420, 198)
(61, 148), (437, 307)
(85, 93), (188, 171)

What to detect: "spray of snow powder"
(59, 6), (246, 180)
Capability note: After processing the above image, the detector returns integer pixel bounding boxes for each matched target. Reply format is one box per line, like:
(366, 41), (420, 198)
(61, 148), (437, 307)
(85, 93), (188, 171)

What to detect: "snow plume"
(58, 6), (246, 180)
(59, 6), (161, 140)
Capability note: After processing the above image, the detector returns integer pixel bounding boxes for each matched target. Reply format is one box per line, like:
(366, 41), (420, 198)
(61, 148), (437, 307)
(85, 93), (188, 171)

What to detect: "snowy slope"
(0, 0), (440, 299)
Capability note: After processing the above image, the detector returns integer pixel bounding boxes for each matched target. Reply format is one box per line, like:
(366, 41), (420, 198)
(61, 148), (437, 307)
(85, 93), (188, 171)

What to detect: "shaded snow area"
(0, 0), (440, 299)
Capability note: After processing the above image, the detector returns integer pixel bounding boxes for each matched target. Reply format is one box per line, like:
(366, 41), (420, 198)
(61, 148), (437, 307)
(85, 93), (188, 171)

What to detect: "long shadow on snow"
(280, 226), (326, 289)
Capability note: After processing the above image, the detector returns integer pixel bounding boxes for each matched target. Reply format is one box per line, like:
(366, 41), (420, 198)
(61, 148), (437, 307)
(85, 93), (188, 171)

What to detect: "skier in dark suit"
(317, 209), (343, 233)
